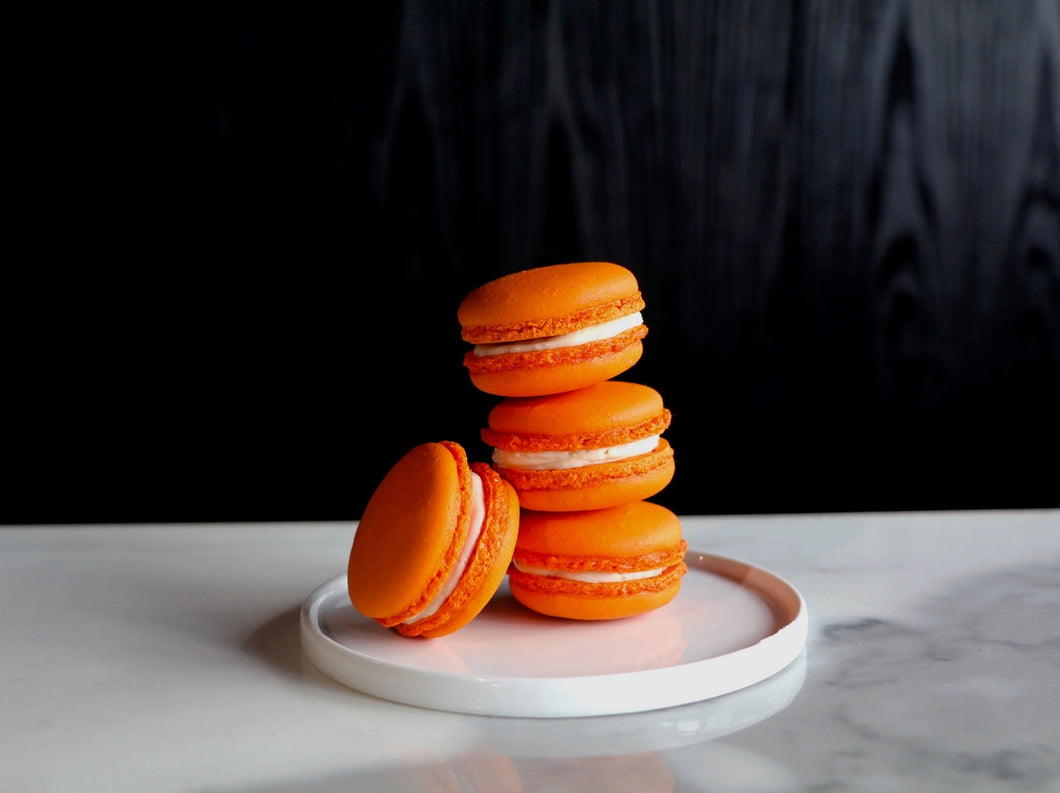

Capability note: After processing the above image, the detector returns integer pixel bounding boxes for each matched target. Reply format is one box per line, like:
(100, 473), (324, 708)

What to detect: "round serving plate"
(300, 550), (808, 718)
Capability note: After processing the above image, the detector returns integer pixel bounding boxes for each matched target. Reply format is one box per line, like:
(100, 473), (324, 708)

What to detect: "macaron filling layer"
(472, 312), (644, 357)
(511, 560), (667, 583)
(402, 472), (486, 625)
(491, 435), (660, 471)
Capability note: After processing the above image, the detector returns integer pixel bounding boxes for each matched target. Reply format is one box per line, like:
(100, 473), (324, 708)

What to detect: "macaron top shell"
(483, 381), (671, 451)
(515, 501), (685, 564)
(347, 442), (473, 623)
(458, 261), (644, 343)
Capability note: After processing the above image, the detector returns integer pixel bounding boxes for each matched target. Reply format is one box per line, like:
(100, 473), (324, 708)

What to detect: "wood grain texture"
(10, 0), (1056, 522)
(353, 0), (1059, 515)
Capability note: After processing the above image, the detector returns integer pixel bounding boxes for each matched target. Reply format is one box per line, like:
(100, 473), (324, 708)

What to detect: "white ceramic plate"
(300, 550), (808, 718)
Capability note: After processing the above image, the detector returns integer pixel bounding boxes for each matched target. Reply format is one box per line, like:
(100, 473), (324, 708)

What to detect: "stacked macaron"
(347, 261), (686, 638)
(458, 261), (687, 621)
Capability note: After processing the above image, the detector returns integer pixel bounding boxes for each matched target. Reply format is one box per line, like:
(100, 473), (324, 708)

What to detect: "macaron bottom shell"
(465, 338), (644, 397)
(508, 564), (686, 621)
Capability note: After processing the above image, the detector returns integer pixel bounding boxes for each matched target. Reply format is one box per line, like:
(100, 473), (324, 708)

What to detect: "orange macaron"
(347, 441), (520, 638)
(481, 380), (675, 511)
(457, 261), (648, 397)
(508, 501), (688, 620)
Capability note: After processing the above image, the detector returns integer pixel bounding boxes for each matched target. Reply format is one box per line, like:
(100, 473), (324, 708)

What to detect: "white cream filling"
(512, 559), (665, 583)
(473, 311), (643, 357)
(403, 472), (486, 625)
(492, 435), (659, 471)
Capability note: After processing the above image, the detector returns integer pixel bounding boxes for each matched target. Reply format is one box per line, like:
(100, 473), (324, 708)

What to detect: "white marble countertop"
(2, 509), (1058, 793)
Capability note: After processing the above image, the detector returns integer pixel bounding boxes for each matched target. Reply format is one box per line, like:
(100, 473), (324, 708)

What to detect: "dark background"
(10, 1), (1058, 524)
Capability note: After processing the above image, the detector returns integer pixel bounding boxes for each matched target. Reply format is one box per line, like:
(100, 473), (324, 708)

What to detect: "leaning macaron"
(508, 501), (688, 620)
(458, 261), (648, 397)
(347, 441), (520, 638)
(482, 380), (675, 511)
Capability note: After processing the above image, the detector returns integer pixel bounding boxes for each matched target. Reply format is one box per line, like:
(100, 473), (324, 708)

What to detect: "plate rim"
(300, 549), (808, 718)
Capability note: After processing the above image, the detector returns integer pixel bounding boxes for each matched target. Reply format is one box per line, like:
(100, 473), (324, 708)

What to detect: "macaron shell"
(347, 442), (470, 623)
(509, 575), (684, 621)
(466, 340), (644, 398)
(396, 463), (520, 638)
(498, 439), (675, 512)
(515, 500), (685, 558)
(458, 261), (642, 342)
(483, 380), (669, 451)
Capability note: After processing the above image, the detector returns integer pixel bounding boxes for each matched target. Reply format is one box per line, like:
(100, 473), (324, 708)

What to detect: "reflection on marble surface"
(472, 650), (807, 758)
(223, 652), (807, 792)
(707, 561), (1060, 792)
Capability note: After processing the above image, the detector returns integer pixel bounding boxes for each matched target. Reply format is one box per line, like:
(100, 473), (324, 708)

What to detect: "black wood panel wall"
(11, 1), (1058, 523)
